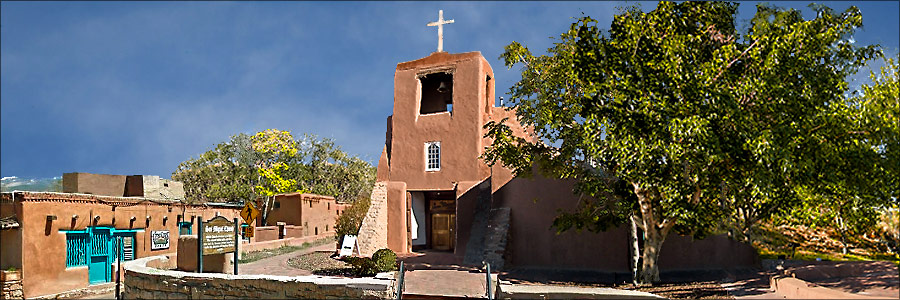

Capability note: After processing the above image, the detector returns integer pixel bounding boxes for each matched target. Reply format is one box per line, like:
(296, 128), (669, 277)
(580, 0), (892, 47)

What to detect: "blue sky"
(2, 1), (898, 179)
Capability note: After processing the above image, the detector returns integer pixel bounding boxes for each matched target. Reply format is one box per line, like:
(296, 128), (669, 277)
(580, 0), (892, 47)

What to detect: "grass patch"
(238, 238), (333, 264)
(287, 251), (355, 277)
(759, 248), (900, 266)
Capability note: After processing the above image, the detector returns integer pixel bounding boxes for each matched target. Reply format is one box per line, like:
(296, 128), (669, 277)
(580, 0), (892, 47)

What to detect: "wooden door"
(431, 213), (455, 251)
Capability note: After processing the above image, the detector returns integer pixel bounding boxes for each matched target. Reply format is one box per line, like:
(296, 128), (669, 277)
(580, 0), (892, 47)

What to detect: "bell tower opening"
(419, 72), (453, 114)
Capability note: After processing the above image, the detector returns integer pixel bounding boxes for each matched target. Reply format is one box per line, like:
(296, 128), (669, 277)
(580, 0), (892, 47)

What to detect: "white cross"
(427, 10), (454, 52)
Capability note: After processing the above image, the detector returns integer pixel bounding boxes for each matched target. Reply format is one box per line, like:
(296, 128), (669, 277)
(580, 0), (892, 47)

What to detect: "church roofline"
(396, 51), (486, 71)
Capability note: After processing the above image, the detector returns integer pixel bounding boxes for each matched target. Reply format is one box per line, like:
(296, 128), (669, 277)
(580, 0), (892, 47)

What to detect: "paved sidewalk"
(239, 242), (336, 276)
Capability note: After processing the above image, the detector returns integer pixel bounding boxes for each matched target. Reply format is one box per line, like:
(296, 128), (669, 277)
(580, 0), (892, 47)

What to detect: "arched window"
(425, 142), (441, 171)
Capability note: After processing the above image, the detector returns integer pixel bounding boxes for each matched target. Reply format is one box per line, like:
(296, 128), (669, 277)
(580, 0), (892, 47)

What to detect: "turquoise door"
(88, 227), (111, 284)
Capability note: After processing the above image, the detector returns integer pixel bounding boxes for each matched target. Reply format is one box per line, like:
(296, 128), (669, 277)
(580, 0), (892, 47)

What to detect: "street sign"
(241, 225), (254, 238)
(202, 216), (236, 255)
(240, 201), (260, 224)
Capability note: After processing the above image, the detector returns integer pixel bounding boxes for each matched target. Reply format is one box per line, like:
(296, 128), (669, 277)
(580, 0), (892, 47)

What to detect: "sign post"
(197, 217), (203, 273)
(116, 236), (122, 300)
(233, 218), (239, 275)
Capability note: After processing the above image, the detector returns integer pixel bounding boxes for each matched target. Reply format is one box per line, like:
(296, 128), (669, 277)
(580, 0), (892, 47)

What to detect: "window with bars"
(178, 221), (192, 235)
(425, 142), (441, 171)
(65, 232), (89, 267)
(112, 233), (136, 261)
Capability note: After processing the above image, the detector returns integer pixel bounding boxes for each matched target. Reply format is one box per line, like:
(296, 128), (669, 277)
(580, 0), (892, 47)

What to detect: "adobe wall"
(239, 234), (334, 254)
(62, 173), (127, 196)
(261, 193), (340, 237)
(262, 194), (304, 226)
(659, 234), (760, 271)
(387, 52), (494, 191)
(0, 200), (23, 270)
(385, 182), (408, 254)
(252, 225), (304, 242)
(7, 192), (239, 298)
(0, 229), (22, 270)
(123, 255), (394, 299)
(176, 235), (233, 274)
(494, 173), (759, 272)
(492, 175), (630, 271)
(454, 180), (484, 257)
(300, 194), (340, 236)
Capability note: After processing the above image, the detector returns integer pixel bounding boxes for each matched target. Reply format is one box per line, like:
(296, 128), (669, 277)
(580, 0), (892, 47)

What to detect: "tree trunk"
(630, 214), (641, 285)
(837, 212), (848, 255)
(632, 183), (675, 284)
(640, 224), (668, 283)
(261, 195), (271, 226)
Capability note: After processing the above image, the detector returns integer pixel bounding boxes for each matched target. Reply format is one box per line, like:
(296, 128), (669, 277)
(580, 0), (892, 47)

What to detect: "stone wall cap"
(125, 255), (392, 288)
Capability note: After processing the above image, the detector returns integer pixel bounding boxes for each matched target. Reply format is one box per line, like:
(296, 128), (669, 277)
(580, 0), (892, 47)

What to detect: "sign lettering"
(151, 230), (170, 250)
(202, 216), (236, 255)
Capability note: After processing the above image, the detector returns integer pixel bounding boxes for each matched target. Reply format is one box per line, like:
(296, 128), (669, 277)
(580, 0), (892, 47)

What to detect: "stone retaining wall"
(357, 183), (388, 257)
(1, 279), (23, 299)
(124, 255), (394, 299)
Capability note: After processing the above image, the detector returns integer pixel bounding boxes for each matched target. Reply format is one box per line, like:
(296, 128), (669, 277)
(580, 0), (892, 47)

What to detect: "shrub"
(344, 256), (378, 276)
(334, 194), (372, 240)
(372, 248), (398, 272)
(342, 248), (398, 276)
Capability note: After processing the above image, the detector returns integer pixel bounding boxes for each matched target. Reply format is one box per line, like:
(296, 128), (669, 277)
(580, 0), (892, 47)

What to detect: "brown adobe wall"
(494, 172), (759, 273)
(9, 192), (239, 298)
(0, 198), (23, 271)
(492, 174), (631, 272)
(387, 52), (494, 191)
(62, 173), (127, 197)
(659, 233), (760, 271)
(260, 193), (304, 226)
(260, 193), (340, 237)
(300, 194), (339, 236)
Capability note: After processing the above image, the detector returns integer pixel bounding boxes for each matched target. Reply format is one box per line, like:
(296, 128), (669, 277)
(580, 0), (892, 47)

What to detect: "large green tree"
(173, 130), (376, 215)
(484, 1), (885, 283)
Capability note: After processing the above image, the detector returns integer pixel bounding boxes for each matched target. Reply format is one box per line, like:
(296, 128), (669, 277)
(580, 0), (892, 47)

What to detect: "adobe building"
(254, 193), (350, 241)
(356, 36), (758, 272)
(63, 172), (186, 200)
(0, 191), (240, 298)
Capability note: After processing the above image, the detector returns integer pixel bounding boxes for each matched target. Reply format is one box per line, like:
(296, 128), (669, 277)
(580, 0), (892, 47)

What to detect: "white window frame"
(425, 141), (441, 171)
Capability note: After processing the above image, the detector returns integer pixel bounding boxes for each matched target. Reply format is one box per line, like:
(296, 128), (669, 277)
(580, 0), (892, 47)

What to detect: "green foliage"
(486, 1), (887, 283)
(372, 248), (398, 272)
(173, 130), (376, 204)
(344, 256), (378, 276)
(334, 194), (372, 239)
(344, 248), (397, 276)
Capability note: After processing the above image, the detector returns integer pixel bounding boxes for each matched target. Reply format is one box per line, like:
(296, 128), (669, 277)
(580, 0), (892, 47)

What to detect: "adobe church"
(357, 11), (758, 273)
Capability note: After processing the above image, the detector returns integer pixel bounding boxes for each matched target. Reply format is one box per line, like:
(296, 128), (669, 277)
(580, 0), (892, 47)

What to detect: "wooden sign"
(202, 216), (236, 255)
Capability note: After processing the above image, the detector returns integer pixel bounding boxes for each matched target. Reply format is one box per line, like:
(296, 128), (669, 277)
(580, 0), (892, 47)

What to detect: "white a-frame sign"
(338, 235), (361, 258)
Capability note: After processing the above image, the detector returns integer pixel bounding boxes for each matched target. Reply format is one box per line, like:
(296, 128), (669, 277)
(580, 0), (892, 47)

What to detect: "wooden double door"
(431, 213), (455, 251)
(426, 192), (456, 251)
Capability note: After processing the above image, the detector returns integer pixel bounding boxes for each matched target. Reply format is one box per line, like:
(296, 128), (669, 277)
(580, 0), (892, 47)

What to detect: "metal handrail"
(396, 261), (405, 300)
(485, 262), (493, 300)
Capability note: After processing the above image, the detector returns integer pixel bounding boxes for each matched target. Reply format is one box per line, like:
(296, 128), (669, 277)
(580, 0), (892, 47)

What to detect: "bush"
(335, 194), (372, 240)
(342, 248), (398, 276)
(344, 256), (378, 276)
(372, 248), (398, 272)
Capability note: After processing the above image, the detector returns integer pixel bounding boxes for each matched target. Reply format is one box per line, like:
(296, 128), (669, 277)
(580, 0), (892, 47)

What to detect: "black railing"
(396, 261), (405, 300)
